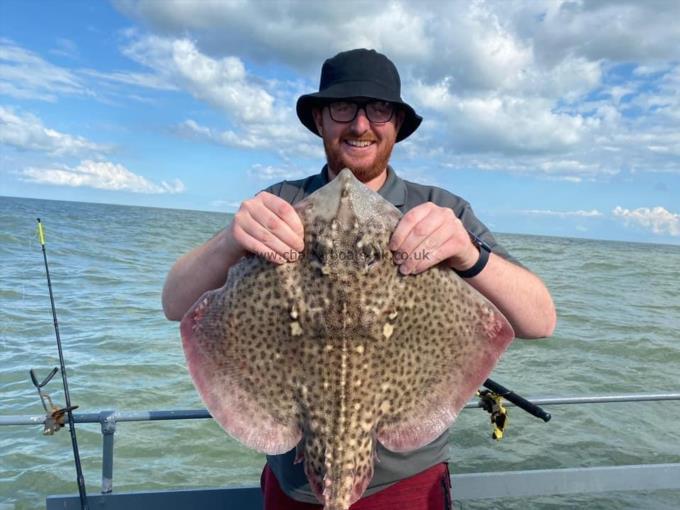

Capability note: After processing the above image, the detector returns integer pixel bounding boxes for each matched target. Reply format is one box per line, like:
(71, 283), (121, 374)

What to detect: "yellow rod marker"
(37, 218), (46, 246)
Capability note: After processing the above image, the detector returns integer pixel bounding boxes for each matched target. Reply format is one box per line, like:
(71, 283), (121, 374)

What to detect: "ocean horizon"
(2, 194), (678, 249)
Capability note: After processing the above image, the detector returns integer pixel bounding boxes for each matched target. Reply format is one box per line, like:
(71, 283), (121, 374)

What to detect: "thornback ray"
(180, 168), (515, 510)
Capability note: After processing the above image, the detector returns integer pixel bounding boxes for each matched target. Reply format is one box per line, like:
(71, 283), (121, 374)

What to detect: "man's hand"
(389, 202), (479, 275)
(231, 191), (305, 264)
(162, 192), (303, 321)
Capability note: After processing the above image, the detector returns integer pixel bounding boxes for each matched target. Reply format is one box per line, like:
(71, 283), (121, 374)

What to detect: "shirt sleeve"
(263, 181), (283, 197)
(421, 186), (521, 266)
(457, 202), (521, 266)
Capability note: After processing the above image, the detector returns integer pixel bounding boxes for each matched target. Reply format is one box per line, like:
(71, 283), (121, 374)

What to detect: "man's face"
(313, 101), (404, 183)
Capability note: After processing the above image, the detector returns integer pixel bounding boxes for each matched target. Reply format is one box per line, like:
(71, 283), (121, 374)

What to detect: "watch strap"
(454, 232), (491, 278)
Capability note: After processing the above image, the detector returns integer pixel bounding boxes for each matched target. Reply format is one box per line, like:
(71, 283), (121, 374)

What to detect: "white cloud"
(522, 209), (603, 218)
(20, 159), (185, 194)
(538, 160), (613, 176)
(176, 118), (322, 160)
(81, 68), (177, 91)
(545, 175), (583, 183)
(411, 86), (591, 154)
(0, 106), (109, 156)
(122, 36), (275, 123)
(177, 119), (266, 150)
(0, 38), (87, 101)
(247, 163), (308, 182)
(613, 206), (680, 236)
(49, 38), (79, 60)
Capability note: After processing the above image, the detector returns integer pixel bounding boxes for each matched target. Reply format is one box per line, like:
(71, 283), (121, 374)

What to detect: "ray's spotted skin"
(180, 169), (514, 510)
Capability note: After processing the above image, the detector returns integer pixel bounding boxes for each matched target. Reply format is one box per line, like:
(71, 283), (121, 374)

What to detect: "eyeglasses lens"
(329, 101), (394, 123)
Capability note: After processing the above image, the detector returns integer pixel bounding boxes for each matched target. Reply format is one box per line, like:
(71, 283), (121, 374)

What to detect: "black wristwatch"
(453, 232), (491, 278)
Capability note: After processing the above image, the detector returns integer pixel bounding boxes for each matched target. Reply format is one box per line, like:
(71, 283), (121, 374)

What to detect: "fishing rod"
(477, 379), (550, 441)
(483, 379), (551, 422)
(34, 218), (89, 510)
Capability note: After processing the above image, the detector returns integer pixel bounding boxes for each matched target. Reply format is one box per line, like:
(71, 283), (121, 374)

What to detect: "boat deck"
(47, 463), (680, 509)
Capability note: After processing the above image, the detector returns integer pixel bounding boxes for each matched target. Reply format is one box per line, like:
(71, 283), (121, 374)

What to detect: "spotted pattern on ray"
(180, 169), (514, 510)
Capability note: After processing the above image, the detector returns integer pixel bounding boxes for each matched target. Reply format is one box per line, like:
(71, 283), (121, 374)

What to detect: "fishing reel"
(478, 389), (508, 441)
(30, 368), (79, 435)
(477, 379), (551, 441)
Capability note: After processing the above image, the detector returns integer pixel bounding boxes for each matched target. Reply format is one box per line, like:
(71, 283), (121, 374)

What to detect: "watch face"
(468, 231), (491, 253)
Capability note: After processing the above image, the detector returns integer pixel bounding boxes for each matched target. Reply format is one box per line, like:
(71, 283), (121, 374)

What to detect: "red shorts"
(260, 462), (452, 510)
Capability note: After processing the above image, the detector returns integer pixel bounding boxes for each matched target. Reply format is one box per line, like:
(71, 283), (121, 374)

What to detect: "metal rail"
(3, 392), (680, 427)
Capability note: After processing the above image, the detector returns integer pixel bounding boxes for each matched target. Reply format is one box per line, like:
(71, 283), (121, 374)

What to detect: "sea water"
(1, 195), (679, 509)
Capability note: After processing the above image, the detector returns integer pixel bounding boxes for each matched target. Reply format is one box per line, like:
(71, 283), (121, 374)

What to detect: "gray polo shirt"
(264, 165), (516, 503)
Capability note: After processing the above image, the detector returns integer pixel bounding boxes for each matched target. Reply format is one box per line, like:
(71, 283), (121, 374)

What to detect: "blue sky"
(1, 0), (679, 245)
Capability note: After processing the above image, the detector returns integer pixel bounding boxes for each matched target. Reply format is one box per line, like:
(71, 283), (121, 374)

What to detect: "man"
(163, 49), (556, 509)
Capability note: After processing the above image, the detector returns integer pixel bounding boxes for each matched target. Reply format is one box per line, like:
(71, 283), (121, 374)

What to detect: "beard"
(322, 138), (395, 183)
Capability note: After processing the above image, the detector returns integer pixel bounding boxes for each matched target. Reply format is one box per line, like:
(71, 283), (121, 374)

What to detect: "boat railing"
(2, 392), (680, 508)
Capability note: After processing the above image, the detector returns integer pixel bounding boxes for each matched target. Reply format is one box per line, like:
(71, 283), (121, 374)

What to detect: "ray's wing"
(375, 268), (514, 452)
(180, 257), (303, 454)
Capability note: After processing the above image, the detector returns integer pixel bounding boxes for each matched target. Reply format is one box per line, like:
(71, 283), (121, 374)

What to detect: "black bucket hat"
(296, 49), (422, 142)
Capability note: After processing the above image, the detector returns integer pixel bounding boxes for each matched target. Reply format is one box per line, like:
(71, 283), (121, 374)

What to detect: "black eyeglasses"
(327, 100), (396, 123)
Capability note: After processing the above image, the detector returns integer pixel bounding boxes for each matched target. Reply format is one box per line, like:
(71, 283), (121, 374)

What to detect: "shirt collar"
(318, 165), (407, 208)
